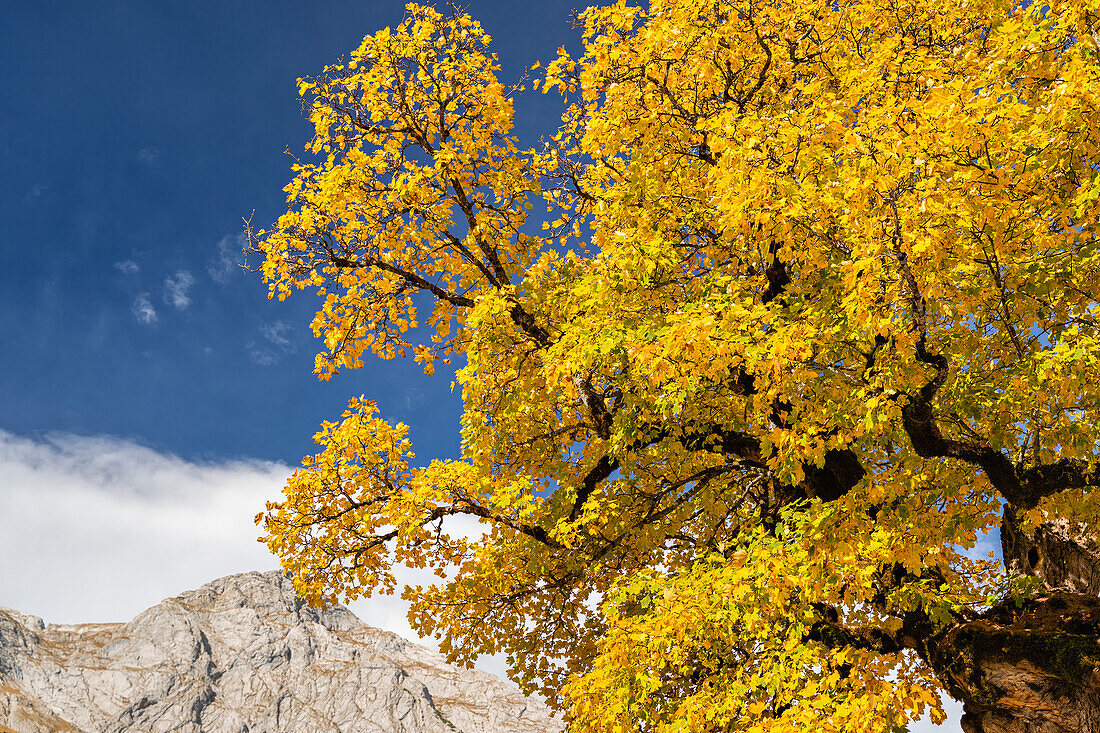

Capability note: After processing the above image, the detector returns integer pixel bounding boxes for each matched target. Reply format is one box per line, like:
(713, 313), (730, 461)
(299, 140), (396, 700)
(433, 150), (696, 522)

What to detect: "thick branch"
(509, 303), (552, 346)
(330, 255), (475, 308)
(565, 420), (867, 524)
(1018, 459), (1099, 510)
(568, 454), (621, 522)
(449, 177), (511, 287)
(440, 503), (564, 550)
(680, 425), (865, 502)
(761, 252), (790, 305)
(807, 618), (906, 656)
(891, 237), (1091, 513)
(901, 338), (1097, 511)
(574, 375), (613, 440)
(900, 337), (1022, 499)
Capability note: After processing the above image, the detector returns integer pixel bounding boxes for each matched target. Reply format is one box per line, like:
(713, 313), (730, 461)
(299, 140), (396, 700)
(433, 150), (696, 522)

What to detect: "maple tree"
(250, 0), (1100, 730)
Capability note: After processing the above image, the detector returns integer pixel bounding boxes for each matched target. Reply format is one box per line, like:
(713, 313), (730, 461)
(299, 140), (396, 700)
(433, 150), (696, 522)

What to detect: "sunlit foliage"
(252, 1), (1100, 729)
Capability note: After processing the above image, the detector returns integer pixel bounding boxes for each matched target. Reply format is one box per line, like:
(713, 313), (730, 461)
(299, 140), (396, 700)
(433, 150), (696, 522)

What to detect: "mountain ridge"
(0, 571), (561, 732)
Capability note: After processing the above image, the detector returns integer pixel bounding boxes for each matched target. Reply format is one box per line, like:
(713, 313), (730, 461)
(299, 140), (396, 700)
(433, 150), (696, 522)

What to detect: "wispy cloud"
(114, 259), (140, 276)
(131, 293), (157, 324)
(209, 233), (244, 284)
(403, 387), (425, 410)
(247, 344), (278, 366)
(249, 320), (297, 366)
(137, 146), (160, 165)
(260, 321), (295, 351)
(23, 183), (47, 203)
(163, 270), (195, 310)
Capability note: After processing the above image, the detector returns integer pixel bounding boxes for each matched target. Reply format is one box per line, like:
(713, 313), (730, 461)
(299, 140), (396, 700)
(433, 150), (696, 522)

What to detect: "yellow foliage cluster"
(252, 0), (1100, 729)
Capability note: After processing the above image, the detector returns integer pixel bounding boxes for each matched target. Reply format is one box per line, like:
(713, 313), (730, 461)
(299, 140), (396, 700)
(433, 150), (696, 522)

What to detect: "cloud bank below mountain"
(0, 430), (474, 661)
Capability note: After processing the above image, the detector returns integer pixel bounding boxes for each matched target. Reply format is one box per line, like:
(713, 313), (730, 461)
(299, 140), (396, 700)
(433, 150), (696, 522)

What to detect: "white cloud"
(0, 430), (506, 680)
(114, 259), (139, 276)
(0, 430), (286, 624)
(137, 146), (160, 164)
(163, 270), (195, 310)
(249, 321), (297, 366)
(260, 320), (295, 351)
(209, 233), (244, 284)
(131, 293), (157, 324)
(24, 183), (47, 202)
(247, 342), (278, 366)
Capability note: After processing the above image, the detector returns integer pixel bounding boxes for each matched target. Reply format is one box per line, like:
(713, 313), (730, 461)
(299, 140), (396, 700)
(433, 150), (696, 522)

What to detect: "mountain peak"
(0, 571), (561, 732)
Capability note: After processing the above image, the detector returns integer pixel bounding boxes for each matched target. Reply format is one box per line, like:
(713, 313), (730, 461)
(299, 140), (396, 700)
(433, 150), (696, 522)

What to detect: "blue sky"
(0, 0), (580, 465)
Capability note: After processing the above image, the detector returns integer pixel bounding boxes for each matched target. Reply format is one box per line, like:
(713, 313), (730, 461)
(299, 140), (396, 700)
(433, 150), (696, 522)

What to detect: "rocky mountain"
(0, 571), (562, 732)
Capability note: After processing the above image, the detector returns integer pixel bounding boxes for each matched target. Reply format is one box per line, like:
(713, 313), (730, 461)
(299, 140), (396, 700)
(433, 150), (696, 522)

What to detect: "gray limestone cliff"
(0, 571), (561, 733)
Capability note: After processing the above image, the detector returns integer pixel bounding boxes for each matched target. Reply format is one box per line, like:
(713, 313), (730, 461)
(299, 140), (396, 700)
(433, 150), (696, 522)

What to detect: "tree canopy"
(251, 1), (1100, 730)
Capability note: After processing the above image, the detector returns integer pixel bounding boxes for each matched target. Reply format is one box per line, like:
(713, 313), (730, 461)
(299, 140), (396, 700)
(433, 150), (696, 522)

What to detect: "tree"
(250, 1), (1100, 730)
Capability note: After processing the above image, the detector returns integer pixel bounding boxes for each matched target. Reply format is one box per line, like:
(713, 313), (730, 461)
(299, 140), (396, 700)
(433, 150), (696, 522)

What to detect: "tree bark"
(1001, 507), (1100, 597)
(923, 507), (1100, 733)
(929, 592), (1100, 733)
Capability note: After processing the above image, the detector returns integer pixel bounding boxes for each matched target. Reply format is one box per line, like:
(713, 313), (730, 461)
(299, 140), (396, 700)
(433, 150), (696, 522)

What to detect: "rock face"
(0, 572), (561, 733)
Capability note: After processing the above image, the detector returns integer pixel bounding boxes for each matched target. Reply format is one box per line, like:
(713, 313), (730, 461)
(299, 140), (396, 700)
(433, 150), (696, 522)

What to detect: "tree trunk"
(925, 509), (1100, 733)
(930, 592), (1100, 733)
